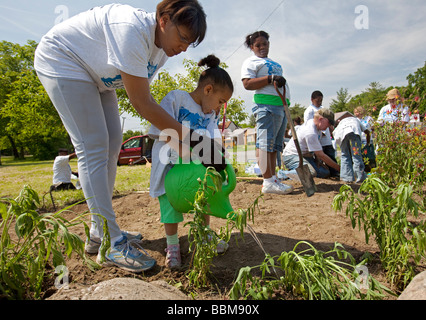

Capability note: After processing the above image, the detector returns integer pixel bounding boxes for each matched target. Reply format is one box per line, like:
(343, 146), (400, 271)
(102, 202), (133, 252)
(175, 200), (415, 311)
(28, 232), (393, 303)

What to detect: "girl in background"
(241, 31), (293, 195)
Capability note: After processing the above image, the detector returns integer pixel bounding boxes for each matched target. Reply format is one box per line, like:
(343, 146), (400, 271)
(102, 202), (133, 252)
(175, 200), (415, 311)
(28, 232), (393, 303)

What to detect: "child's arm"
(364, 129), (371, 145)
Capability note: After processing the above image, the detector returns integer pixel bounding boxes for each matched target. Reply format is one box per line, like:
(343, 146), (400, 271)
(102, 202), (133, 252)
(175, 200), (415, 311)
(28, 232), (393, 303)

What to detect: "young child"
(333, 113), (371, 183)
(241, 30), (293, 195)
(149, 55), (233, 268)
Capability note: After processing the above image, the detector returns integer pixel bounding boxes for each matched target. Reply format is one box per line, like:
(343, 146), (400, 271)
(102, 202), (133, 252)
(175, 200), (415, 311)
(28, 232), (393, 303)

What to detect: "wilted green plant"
(332, 176), (426, 291)
(0, 185), (110, 299)
(230, 241), (393, 300)
(185, 167), (259, 288)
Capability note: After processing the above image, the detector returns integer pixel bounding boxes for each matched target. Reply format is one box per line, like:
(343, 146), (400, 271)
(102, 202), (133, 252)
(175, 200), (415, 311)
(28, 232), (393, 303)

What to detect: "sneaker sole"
(262, 188), (294, 195)
(97, 255), (156, 273)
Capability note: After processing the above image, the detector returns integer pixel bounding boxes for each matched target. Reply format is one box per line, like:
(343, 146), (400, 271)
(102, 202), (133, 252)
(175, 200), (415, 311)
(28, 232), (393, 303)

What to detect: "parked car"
(118, 135), (154, 165)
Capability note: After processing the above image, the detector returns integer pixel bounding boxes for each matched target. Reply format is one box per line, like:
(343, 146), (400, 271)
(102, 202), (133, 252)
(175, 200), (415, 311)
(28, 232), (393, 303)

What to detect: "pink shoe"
(165, 244), (181, 269)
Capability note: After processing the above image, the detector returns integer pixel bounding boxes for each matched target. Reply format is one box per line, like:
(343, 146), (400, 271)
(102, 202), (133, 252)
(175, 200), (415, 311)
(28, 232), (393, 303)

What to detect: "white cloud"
(1, 0), (425, 127)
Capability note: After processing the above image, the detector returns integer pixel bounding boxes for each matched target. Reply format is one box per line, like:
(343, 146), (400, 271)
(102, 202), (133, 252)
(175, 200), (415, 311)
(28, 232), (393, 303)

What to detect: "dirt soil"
(43, 176), (399, 300)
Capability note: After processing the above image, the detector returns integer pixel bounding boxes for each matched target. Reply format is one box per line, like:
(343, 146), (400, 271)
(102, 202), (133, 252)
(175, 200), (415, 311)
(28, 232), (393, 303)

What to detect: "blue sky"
(1, 0), (426, 131)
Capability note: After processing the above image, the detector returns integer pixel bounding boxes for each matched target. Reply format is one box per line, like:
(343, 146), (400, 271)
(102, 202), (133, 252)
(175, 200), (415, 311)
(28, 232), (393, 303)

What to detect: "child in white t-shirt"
(354, 106), (374, 145)
(34, 1), (208, 273)
(241, 30), (293, 195)
(334, 113), (371, 183)
(149, 55), (233, 268)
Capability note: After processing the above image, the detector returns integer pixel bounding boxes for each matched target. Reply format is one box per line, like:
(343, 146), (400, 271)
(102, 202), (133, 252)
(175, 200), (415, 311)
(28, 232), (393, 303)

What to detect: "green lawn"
(0, 156), (151, 209)
(0, 155), (255, 210)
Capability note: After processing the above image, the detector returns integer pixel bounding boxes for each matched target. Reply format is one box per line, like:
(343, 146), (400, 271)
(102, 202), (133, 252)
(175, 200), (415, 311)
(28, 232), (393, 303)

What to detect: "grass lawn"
(0, 154), (258, 211)
(0, 156), (152, 209)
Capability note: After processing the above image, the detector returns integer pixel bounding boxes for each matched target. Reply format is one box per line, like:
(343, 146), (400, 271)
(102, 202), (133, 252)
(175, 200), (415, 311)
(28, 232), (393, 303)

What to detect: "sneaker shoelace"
(116, 238), (152, 260)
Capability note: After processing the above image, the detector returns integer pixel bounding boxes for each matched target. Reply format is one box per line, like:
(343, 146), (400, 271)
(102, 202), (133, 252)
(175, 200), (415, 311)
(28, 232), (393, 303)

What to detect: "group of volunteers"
(34, 0), (409, 273)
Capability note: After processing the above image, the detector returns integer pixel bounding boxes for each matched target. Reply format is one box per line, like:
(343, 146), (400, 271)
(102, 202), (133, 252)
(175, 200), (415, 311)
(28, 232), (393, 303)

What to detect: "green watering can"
(164, 160), (237, 220)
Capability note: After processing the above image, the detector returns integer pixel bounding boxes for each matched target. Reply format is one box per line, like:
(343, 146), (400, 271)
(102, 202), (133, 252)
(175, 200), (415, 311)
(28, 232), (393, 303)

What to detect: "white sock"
(263, 177), (275, 186)
(166, 233), (179, 246)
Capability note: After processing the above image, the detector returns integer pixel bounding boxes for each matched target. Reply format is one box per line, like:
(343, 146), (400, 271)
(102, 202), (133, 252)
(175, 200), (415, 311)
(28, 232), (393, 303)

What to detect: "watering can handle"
(188, 129), (227, 172)
(221, 162), (237, 195)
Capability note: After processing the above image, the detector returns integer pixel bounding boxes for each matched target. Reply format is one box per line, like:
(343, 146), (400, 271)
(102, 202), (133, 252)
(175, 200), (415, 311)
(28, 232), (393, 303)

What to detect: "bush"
(373, 122), (426, 192)
(333, 177), (426, 291)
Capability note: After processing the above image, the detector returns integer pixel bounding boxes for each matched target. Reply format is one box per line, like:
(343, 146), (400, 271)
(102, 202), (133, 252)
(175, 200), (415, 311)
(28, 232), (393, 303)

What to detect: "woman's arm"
(121, 71), (188, 137)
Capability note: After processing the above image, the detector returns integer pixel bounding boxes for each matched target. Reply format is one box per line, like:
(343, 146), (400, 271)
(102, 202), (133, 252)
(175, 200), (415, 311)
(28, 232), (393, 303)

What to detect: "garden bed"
(41, 176), (416, 300)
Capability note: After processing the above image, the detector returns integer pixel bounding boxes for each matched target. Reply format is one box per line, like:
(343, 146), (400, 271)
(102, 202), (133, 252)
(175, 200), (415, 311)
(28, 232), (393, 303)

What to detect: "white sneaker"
(262, 182), (293, 195)
(86, 231), (142, 254)
(97, 236), (156, 273)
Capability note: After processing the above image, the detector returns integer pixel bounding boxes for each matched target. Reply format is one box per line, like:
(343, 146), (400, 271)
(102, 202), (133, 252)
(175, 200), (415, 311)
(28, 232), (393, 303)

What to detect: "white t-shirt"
(283, 119), (322, 156)
(304, 104), (333, 146)
(34, 4), (168, 92)
(53, 155), (72, 184)
(148, 90), (220, 198)
(377, 104), (410, 123)
(241, 55), (290, 101)
(333, 117), (367, 146)
(358, 115), (373, 144)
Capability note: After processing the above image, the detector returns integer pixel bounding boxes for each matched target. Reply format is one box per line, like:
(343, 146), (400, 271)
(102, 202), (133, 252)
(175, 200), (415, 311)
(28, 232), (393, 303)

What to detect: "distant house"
(218, 120), (238, 135)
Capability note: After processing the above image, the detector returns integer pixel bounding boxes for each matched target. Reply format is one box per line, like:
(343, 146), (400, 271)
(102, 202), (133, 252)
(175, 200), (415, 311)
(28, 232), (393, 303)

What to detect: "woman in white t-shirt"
(34, 1), (207, 273)
(241, 31), (293, 196)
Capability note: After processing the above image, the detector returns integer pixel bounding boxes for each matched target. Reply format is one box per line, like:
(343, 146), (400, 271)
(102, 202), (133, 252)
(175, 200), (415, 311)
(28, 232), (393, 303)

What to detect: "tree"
(0, 41), (70, 160)
(289, 103), (306, 121)
(347, 82), (388, 118)
(406, 61), (426, 117)
(116, 58), (247, 130)
(330, 88), (351, 113)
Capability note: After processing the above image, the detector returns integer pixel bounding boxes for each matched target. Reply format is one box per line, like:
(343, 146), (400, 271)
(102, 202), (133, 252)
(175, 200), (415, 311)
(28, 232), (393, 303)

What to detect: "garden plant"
(0, 185), (110, 299)
(333, 176), (426, 291)
(229, 241), (393, 300)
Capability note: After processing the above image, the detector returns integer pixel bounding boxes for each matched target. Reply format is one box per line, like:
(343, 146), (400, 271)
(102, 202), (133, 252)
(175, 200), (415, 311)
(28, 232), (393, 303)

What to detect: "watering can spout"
(164, 160), (237, 220)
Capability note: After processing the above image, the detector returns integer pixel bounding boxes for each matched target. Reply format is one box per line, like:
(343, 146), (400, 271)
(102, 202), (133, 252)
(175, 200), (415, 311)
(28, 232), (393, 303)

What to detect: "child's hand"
(272, 75), (286, 88)
(189, 129), (227, 172)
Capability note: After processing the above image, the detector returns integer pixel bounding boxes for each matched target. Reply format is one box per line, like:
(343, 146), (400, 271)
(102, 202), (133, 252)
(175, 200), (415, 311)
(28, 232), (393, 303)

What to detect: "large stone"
(398, 271), (426, 300)
(48, 278), (189, 300)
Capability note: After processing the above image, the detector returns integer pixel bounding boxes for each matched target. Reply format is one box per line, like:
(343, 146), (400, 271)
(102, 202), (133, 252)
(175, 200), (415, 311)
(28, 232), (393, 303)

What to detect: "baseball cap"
(386, 88), (401, 100)
(318, 108), (335, 126)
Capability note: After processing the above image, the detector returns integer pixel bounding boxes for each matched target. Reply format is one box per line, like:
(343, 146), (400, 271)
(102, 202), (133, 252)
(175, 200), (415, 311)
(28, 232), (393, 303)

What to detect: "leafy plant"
(185, 167), (258, 288)
(0, 185), (110, 299)
(332, 177), (426, 291)
(373, 121), (426, 193)
(230, 241), (392, 300)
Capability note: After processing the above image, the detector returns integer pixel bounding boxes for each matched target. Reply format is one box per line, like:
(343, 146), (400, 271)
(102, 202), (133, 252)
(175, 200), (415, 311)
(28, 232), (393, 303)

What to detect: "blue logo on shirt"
(265, 59), (283, 76)
(101, 75), (123, 88)
(178, 107), (210, 131)
(148, 62), (158, 79)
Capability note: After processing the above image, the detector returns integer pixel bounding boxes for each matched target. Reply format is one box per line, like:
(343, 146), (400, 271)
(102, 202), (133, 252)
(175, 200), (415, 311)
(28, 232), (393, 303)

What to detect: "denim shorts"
(254, 105), (287, 153)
